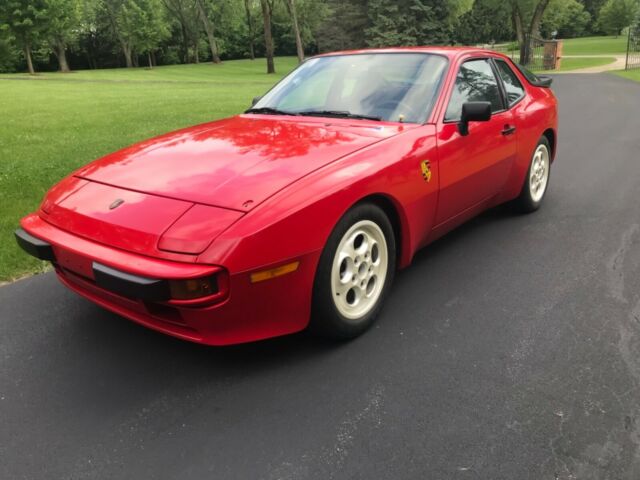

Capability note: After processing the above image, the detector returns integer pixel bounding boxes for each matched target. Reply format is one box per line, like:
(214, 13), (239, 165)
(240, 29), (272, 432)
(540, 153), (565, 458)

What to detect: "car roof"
(313, 46), (504, 61)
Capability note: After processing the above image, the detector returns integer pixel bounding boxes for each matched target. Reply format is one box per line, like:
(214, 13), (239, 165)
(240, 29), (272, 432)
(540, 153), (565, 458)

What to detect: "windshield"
(252, 53), (448, 124)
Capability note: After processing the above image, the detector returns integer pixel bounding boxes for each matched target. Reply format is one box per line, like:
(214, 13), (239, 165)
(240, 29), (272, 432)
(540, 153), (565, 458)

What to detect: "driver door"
(435, 58), (517, 224)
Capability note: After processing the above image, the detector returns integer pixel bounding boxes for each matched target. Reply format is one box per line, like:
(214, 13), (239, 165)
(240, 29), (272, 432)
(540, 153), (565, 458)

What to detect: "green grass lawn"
(0, 57), (297, 282)
(561, 35), (628, 55)
(613, 69), (640, 83)
(3, 59), (297, 83)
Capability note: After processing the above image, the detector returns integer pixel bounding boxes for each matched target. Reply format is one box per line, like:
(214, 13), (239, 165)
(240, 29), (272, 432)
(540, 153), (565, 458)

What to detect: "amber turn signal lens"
(169, 276), (218, 300)
(250, 261), (300, 283)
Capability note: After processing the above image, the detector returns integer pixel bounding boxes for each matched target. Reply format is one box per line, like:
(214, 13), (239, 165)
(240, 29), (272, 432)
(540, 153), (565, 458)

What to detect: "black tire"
(309, 203), (396, 340)
(513, 136), (552, 213)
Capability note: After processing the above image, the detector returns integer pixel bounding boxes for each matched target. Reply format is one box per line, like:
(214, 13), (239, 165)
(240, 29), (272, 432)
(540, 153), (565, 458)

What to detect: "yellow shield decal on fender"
(420, 160), (432, 183)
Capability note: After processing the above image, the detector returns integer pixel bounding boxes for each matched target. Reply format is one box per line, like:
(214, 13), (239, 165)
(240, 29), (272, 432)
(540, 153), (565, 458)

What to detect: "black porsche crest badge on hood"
(109, 198), (124, 210)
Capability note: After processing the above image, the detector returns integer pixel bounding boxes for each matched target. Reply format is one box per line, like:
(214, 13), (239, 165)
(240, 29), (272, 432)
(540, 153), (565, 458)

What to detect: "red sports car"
(16, 47), (557, 345)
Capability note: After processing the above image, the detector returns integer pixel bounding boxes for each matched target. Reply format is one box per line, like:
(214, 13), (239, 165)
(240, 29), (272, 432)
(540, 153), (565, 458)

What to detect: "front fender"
(197, 125), (440, 274)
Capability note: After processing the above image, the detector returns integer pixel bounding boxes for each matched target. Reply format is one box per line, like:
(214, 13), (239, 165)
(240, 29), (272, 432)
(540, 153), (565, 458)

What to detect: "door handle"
(501, 125), (517, 136)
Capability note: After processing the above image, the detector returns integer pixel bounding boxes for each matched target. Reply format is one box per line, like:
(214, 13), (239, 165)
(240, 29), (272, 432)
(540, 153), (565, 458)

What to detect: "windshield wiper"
(245, 107), (299, 116)
(297, 110), (382, 121)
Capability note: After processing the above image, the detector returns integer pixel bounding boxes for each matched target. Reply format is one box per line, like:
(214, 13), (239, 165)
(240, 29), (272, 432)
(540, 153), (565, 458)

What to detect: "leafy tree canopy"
(0, 0), (636, 74)
(598, 0), (639, 35)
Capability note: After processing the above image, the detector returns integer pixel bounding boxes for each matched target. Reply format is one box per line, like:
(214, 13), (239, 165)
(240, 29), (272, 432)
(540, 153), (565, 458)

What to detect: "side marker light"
(250, 261), (300, 283)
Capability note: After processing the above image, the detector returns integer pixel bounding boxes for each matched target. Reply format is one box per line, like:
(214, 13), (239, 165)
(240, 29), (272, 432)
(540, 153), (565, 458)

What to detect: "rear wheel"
(310, 203), (396, 339)
(513, 136), (551, 213)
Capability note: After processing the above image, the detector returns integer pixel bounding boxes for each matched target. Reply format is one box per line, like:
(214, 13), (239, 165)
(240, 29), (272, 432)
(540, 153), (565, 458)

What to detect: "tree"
(73, 0), (105, 69)
(457, 0), (514, 44)
(163, 0), (201, 63)
(0, 28), (21, 73)
(445, 0), (474, 30)
(283, 0), (304, 62)
(581, 0), (608, 33)
(43, 0), (81, 72)
(598, 0), (638, 35)
(365, 0), (453, 47)
(315, 0), (368, 52)
(288, 0), (330, 55)
(102, 0), (134, 66)
(131, 0), (170, 67)
(203, 0), (248, 60)
(260, 0), (275, 73)
(507, 0), (553, 63)
(243, 0), (256, 59)
(541, 0), (591, 38)
(196, 0), (221, 63)
(0, 0), (47, 74)
(102, 0), (169, 68)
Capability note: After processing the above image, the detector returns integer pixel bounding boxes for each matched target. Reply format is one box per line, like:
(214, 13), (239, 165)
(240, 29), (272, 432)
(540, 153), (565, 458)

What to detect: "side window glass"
(495, 60), (525, 106)
(444, 59), (503, 122)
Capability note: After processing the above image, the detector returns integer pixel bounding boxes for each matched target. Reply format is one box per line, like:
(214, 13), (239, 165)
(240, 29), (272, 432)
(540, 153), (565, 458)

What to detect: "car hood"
(76, 115), (403, 212)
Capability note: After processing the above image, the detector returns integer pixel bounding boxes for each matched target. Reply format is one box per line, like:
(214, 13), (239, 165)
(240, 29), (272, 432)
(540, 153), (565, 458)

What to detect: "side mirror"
(251, 96), (261, 107)
(459, 101), (491, 136)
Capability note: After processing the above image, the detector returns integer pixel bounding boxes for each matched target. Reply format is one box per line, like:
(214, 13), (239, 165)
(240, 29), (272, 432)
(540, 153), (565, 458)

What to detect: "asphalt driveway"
(2, 73), (640, 480)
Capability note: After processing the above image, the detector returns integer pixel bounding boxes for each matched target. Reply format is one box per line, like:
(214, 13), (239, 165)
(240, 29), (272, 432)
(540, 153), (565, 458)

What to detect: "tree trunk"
(510, 0), (527, 63)
(163, 0), (191, 64)
(104, 2), (133, 68)
(53, 41), (71, 72)
(510, 1), (524, 46)
(24, 43), (35, 75)
(151, 50), (157, 67)
(122, 43), (133, 68)
(518, 0), (551, 65)
(528, 0), (551, 39)
(284, 0), (304, 62)
(194, 43), (200, 63)
(147, 51), (153, 68)
(260, 0), (275, 73)
(179, 23), (189, 63)
(244, 0), (255, 60)
(196, 0), (221, 64)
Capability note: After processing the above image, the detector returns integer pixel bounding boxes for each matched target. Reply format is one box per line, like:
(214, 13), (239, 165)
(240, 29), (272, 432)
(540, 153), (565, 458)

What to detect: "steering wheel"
(377, 100), (419, 122)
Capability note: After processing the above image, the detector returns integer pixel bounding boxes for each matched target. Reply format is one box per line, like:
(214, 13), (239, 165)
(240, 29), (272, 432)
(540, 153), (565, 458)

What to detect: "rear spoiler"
(511, 62), (553, 88)
(531, 75), (553, 88)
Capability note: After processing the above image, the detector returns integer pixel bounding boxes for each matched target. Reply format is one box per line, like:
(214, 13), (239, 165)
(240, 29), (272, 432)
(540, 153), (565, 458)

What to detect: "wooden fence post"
(554, 40), (563, 70)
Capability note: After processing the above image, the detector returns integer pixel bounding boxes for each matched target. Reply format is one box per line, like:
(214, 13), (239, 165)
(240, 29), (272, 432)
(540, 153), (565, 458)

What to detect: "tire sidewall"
(310, 203), (396, 339)
(518, 136), (551, 212)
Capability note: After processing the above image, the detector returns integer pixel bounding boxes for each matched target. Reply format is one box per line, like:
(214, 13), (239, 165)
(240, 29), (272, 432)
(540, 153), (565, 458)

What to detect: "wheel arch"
(542, 128), (556, 162)
(353, 193), (412, 270)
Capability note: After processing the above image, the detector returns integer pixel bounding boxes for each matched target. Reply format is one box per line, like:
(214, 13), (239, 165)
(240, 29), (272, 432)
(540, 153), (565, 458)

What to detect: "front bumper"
(17, 214), (319, 345)
(15, 228), (56, 261)
(16, 228), (177, 302)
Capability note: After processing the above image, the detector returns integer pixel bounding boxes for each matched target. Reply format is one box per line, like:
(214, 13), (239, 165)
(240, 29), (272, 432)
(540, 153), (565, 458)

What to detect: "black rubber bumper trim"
(14, 228), (56, 261)
(92, 262), (170, 302)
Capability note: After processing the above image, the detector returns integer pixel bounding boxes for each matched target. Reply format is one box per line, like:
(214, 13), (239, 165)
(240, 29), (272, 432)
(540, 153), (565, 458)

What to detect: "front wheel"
(513, 136), (551, 213)
(310, 203), (396, 339)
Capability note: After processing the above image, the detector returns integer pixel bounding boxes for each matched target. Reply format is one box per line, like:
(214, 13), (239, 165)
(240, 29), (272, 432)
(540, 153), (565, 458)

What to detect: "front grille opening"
(59, 266), (94, 284)
(144, 302), (185, 326)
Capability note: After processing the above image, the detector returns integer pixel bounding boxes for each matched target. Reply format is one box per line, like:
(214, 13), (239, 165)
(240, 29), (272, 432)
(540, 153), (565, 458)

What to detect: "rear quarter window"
(494, 59), (525, 106)
(510, 61), (553, 87)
